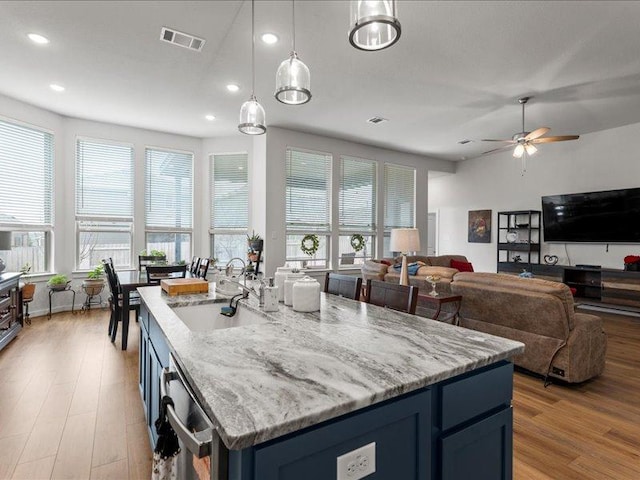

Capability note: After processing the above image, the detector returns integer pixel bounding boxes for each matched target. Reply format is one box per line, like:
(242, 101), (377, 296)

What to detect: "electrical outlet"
(337, 442), (376, 480)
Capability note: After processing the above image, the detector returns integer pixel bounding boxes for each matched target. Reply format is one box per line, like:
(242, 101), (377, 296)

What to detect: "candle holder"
(425, 275), (441, 297)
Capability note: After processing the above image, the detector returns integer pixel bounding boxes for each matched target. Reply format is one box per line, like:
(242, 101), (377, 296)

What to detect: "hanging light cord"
(251, 0), (255, 95)
(292, 0), (296, 53)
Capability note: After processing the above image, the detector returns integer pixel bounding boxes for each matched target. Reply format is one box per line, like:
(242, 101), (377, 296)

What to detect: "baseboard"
(576, 304), (640, 318)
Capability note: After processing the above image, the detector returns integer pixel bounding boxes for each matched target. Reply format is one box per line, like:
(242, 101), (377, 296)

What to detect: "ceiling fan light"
(525, 143), (538, 156)
(238, 95), (266, 135)
(275, 51), (311, 105)
(513, 144), (525, 158)
(348, 0), (401, 51)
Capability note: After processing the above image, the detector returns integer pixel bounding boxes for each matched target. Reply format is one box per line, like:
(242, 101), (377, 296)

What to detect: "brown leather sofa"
(361, 255), (469, 295)
(451, 272), (607, 383)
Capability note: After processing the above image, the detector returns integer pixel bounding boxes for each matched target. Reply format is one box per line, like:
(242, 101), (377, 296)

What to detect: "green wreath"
(350, 233), (365, 252)
(300, 234), (319, 257)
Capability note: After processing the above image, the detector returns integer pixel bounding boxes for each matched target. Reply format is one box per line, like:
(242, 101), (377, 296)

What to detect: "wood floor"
(0, 307), (637, 479)
(0, 309), (151, 479)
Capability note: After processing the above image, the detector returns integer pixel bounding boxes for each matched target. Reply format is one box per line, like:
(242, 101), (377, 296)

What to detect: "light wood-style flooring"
(0, 307), (637, 479)
(0, 309), (151, 479)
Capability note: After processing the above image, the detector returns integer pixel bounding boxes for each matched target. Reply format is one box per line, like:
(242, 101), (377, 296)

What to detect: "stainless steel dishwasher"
(161, 354), (229, 480)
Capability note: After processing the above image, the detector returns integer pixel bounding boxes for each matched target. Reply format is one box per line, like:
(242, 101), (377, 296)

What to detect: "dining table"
(116, 269), (196, 350)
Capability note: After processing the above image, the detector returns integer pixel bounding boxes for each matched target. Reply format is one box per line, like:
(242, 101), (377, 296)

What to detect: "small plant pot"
(249, 239), (264, 252)
(82, 279), (104, 296)
(22, 283), (36, 301)
(49, 281), (70, 291)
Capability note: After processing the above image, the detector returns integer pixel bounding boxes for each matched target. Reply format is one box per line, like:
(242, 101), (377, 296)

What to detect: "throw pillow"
(451, 259), (474, 272)
(393, 262), (421, 275)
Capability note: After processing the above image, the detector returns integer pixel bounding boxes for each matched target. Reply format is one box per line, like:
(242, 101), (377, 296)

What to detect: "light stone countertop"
(138, 283), (524, 450)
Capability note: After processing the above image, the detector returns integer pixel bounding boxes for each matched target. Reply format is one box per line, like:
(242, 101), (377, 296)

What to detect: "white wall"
(263, 126), (456, 277)
(429, 121), (640, 272)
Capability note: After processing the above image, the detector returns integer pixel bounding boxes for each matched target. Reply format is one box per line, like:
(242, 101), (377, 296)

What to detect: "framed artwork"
(468, 209), (492, 243)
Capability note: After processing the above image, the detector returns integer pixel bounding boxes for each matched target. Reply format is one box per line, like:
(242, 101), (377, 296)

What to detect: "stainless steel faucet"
(222, 258), (269, 306)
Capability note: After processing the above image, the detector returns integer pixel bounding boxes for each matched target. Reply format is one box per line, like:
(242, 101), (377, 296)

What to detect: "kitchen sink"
(171, 303), (268, 332)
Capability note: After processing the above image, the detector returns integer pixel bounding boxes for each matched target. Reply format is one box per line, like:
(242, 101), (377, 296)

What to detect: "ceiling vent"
(367, 116), (388, 124)
(458, 139), (473, 144)
(160, 27), (206, 52)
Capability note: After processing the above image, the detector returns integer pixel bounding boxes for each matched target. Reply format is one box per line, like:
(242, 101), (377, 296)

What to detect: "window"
(0, 119), (53, 273)
(339, 156), (376, 267)
(285, 148), (331, 268)
(383, 164), (415, 257)
(210, 153), (249, 264)
(145, 148), (193, 263)
(76, 138), (134, 269)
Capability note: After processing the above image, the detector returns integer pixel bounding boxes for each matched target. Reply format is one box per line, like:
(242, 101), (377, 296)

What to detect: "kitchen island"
(137, 284), (524, 480)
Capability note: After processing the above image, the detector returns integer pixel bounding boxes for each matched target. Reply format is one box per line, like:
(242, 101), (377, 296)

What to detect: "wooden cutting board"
(161, 278), (209, 296)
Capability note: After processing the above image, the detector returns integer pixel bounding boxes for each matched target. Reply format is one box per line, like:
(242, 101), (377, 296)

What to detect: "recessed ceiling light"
(261, 33), (279, 45)
(226, 84), (240, 92)
(205, 114), (216, 121)
(28, 33), (49, 44)
(49, 84), (65, 92)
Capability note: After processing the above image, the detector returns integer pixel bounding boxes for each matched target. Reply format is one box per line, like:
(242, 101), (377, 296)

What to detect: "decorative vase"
(292, 276), (321, 313)
(506, 231), (518, 243)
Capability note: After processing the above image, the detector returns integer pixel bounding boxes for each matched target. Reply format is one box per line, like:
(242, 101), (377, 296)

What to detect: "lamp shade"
(238, 95), (266, 135)
(0, 232), (11, 251)
(275, 52), (311, 105)
(389, 228), (420, 253)
(348, 0), (401, 51)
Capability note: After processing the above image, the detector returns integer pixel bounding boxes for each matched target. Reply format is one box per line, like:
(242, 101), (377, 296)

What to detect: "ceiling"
(1, 1), (640, 162)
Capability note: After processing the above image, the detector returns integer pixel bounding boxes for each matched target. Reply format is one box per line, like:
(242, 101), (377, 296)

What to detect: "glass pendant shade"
(513, 144), (525, 158)
(238, 95), (266, 135)
(275, 52), (311, 105)
(525, 143), (538, 155)
(349, 0), (401, 51)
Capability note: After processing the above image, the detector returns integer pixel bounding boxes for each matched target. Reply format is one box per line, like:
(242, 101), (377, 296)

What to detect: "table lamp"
(389, 228), (421, 286)
(0, 231), (12, 274)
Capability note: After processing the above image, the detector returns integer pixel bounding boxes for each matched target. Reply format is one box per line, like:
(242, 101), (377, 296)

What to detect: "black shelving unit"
(497, 210), (541, 271)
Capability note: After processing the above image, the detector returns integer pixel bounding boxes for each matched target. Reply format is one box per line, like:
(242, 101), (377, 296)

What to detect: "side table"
(48, 285), (76, 319)
(417, 293), (462, 325)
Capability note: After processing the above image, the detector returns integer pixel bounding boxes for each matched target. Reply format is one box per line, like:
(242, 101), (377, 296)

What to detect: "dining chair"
(365, 279), (418, 314)
(324, 272), (362, 301)
(145, 264), (187, 285)
(102, 260), (140, 343)
(195, 258), (210, 280)
(189, 256), (201, 275)
(138, 254), (167, 273)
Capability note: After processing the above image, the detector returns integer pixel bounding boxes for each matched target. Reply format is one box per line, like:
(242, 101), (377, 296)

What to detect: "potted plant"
(247, 231), (263, 263)
(82, 265), (105, 296)
(20, 263), (36, 300)
(47, 274), (70, 291)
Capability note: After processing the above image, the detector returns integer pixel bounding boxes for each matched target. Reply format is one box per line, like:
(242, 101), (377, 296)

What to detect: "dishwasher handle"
(161, 368), (213, 459)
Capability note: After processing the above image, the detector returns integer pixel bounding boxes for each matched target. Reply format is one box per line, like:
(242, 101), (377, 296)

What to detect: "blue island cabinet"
(139, 302), (514, 480)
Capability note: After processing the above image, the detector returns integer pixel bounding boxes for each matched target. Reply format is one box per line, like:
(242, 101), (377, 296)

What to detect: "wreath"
(300, 234), (319, 257)
(350, 234), (365, 252)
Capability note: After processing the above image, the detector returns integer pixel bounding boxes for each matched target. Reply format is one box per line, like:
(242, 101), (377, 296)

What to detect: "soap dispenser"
(262, 278), (279, 312)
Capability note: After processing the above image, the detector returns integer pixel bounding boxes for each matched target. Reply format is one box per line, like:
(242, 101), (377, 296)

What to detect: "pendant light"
(238, 0), (266, 135)
(275, 0), (311, 105)
(348, 0), (401, 51)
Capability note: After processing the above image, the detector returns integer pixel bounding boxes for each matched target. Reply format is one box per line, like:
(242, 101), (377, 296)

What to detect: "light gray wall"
(429, 121), (640, 272)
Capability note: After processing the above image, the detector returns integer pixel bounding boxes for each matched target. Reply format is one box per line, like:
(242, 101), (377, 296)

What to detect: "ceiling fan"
(481, 97), (580, 160)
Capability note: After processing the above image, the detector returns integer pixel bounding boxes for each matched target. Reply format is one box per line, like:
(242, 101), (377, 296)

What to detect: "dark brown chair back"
(324, 273), (362, 301)
(145, 264), (187, 285)
(365, 279), (418, 314)
(189, 256), (201, 275)
(196, 258), (210, 279)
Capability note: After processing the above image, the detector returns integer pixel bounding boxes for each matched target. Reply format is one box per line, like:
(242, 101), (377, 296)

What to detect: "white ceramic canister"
(283, 272), (305, 306)
(274, 266), (293, 302)
(292, 276), (321, 313)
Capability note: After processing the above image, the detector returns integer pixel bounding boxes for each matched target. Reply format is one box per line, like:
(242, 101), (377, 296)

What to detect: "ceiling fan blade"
(525, 127), (550, 141)
(531, 135), (580, 144)
(481, 139), (516, 143)
(481, 145), (513, 155)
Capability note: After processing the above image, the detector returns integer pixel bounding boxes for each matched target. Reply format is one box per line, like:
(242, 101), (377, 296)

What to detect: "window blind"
(286, 148), (331, 231)
(76, 139), (133, 218)
(210, 153), (248, 230)
(145, 148), (193, 229)
(0, 119), (54, 226)
(339, 156), (376, 232)
(384, 164), (415, 230)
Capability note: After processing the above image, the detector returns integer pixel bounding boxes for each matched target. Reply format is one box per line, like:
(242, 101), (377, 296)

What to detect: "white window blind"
(145, 148), (193, 229)
(76, 139), (133, 219)
(339, 156), (376, 232)
(286, 148), (331, 232)
(0, 119), (53, 227)
(210, 153), (248, 230)
(384, 164), (415, 230)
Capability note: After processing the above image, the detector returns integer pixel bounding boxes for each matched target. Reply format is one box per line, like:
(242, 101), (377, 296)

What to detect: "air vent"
(367, 116), (388, 124)
(160, 27), (206, 52)
(458, 139), (473, 145)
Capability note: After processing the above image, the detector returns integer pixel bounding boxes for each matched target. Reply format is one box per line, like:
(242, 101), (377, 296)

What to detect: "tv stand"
(497, 264), (640, 312)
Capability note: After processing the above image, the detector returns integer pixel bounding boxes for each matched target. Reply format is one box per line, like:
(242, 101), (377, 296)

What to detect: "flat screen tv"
(542, 187), (640, 243)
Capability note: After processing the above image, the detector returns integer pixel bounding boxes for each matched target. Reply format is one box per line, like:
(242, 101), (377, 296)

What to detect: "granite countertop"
(138, 283), (524, 450)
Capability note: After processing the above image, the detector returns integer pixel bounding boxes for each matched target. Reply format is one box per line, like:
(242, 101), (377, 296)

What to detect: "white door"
(427, 212), (437, 255)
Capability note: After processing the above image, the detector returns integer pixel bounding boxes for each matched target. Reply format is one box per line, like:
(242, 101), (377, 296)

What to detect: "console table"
(417, 293), (462, 324)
